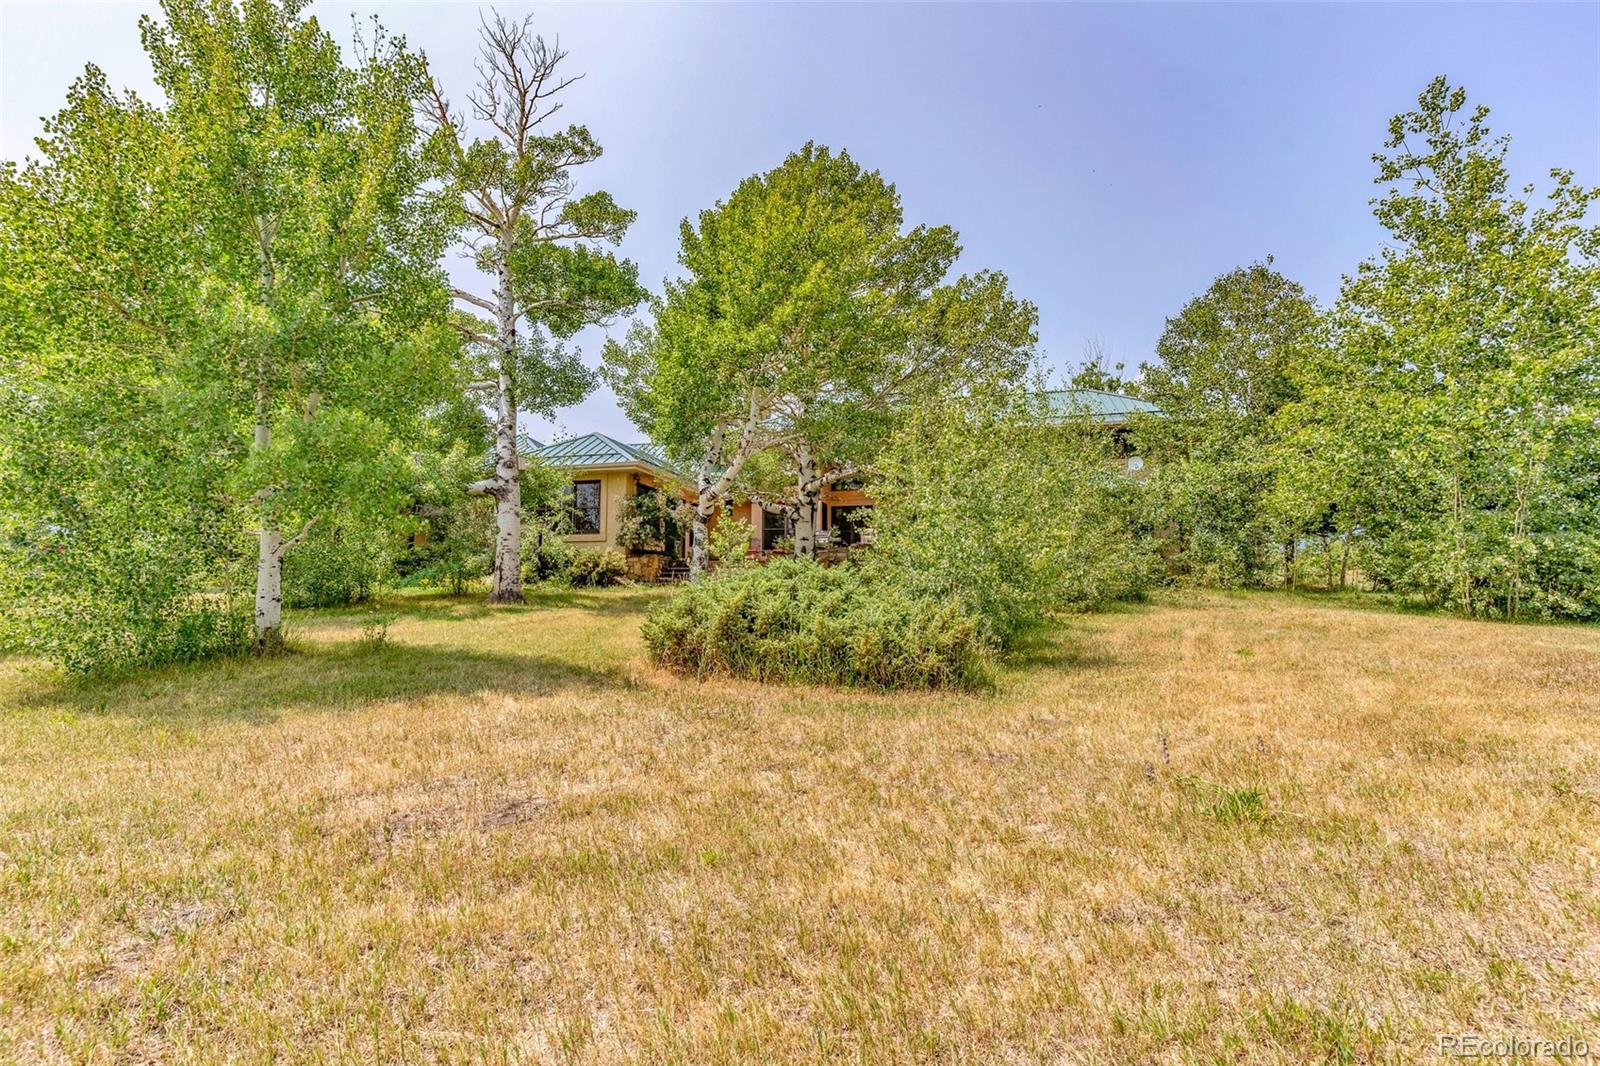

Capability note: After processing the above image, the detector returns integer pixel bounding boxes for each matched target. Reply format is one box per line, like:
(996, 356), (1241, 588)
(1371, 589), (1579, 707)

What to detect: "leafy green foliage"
(0, 515), (253, 675)
(516, 460), (583, 584)
(642, 559), (991, 690)
(604, 142), (1036, 571)
(0, 0), (454, 669)
(615, 490), (685, 554)
(505, 217), (643, 341)
(866, 390), (1159, 645)
(708, 516), (756, 566)
(392, 406), (496, 595)
(282, 524), (389, 609)
(519, 520), (574, 585)
(1135, 261), (1322, 587)
(567, 549), (626, 588)
(1275, 78), (1600, 618)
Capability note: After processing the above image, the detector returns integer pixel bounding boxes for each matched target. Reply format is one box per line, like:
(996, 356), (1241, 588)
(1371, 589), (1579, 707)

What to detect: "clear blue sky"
(4, 2), (1597, 442)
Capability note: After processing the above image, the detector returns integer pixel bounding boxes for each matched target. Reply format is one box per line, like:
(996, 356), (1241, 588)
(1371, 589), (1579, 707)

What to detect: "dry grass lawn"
(2, 588), (1598, 1063)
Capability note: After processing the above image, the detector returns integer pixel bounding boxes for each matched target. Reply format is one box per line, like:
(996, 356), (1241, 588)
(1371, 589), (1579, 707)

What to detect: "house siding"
(565, 469), (635, 550)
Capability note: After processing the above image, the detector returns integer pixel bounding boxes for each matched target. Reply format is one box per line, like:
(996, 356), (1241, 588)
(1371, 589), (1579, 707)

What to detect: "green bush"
(392, 442), (495, 595)
(708, 515), (755, 566)
(282, 528), (388, 609)
(615, 489), (685, 554)
(0, 537), (254, 675)
(0, 468), (256, 674)
(521, 515), (576, 584)
(567, 548), (626, 587)
(866, 390), (1159, 645)
(642, 558), (992, 690)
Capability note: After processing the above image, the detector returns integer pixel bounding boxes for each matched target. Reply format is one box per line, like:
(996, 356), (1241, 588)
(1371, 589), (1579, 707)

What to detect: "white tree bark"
(688, 425), (725, 581)
(253, 512), (318, 647)
(792, 444), (821, 559)
(687, 395), (764, 580)
(690, 496), (714, 579)
(250, 375), (286, 648)
(255, 524), (283, 646)
(251, 225), (286, 650)
(486, 260), (525, 603)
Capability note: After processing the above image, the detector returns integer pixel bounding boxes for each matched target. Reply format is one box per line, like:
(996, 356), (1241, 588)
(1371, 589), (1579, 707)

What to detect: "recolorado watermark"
(1439, 1034), (1593, 1059)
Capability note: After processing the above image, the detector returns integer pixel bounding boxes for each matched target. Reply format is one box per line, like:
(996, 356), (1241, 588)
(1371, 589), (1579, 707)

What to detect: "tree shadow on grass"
(521, 586), (673, 616)
(1001, 622), (1119, 673)
(15, 641), (639, 726)
(294, 586), (668, 627)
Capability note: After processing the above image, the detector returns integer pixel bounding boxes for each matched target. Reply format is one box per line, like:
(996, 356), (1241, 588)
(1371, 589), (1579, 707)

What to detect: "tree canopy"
(1134, 261), (1321, 587)
(1277, 78), (1600, 617)
(605, 142), (1035, 569)
(0, 0), (456, 665)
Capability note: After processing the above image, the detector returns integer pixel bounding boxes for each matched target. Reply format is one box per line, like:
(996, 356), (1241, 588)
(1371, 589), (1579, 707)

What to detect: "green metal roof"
(483, 432), (543, 471)
(1040, 388), (1162, 425)
(532, 390), (1157, 475)
(529, 432), (676, 473)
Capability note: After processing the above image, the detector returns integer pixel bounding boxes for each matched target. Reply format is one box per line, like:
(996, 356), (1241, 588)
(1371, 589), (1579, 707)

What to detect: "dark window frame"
(570, 479), (602, 535)
(832, 505), (873, 547)
(761, 506), (790, 551)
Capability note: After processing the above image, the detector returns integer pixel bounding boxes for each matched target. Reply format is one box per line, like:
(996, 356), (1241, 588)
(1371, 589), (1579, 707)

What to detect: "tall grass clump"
(642, 559), (992, 690)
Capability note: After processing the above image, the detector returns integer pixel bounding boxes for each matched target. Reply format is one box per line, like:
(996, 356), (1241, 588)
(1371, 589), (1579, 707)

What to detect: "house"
(523, 430), (874, 564)
(1040, 387), (1163, 472)
(522, 432), (694, 579)
(527, 388), (1161, 574)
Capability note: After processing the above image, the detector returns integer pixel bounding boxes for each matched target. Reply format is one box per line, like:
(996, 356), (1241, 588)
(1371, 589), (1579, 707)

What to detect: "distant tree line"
(1078, 79), (1599, 620)
(0, 0), (1591, 681)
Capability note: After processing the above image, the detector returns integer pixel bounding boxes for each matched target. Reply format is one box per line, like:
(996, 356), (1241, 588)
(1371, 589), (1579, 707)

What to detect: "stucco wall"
(564, 469), (634, 551)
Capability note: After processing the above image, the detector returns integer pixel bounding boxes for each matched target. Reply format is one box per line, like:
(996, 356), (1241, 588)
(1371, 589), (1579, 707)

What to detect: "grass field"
(2, 588), (1597, 1063)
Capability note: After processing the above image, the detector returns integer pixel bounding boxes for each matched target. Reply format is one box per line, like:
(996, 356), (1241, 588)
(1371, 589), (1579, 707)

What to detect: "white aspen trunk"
(686, 402), (764, 581)
(251, 232), (284, 650)
(252, 409), (284, 649)
(793, 445), (820, 559)
(690, 503), (712, 580)
(487, 258), (525, 604)
(255, 526), (283, 646)
(689, 430), (724, 581)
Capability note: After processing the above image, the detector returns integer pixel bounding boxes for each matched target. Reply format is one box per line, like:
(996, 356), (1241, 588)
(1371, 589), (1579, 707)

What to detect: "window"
(570, 480), (602, 535)
(831, 506), (873, 547)
(761, 506), (790, 551)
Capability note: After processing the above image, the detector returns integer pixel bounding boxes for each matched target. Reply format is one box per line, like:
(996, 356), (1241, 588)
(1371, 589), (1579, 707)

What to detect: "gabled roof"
(1040, 388), (1163, 425)
(528, 432), (677, 474)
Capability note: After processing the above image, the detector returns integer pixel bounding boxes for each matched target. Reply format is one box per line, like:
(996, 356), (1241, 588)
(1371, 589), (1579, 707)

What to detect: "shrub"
(357, 612), (397, 652)
(642, 558), (992, 690)
(568, 548), (626, 587)
(0, 478), (255, 675)
(282, 527), (388, 609)
(521, 514), (576, 584)
(0, 543), (254, 676)
(708, 515), (755, 567)
(615, 489), (685, 554)
(866, 390), (1159, 645)
(393, 442), (495, 595)
(1140, 443), (1277, 588)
